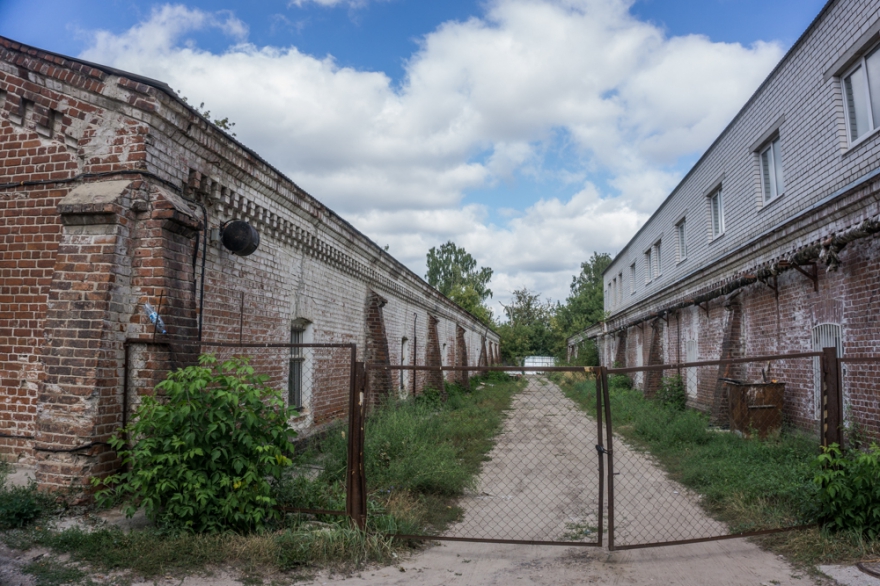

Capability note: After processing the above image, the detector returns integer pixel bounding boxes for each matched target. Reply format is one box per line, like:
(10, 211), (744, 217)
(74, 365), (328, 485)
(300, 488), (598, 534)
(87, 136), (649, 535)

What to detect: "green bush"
(656, 374), (687, 411)
(94, 355), (298, 533)
(0, 484), (49, 530)
(814, 443), (880, 538)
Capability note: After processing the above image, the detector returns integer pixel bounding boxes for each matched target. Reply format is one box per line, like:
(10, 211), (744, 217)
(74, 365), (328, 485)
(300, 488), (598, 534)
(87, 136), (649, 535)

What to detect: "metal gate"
(362, 364), (607, 546)
(600, 350), (840, 550)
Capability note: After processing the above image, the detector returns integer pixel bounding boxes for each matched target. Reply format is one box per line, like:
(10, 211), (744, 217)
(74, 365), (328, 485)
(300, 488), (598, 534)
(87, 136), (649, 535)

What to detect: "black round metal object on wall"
(221, 220), (260, 256)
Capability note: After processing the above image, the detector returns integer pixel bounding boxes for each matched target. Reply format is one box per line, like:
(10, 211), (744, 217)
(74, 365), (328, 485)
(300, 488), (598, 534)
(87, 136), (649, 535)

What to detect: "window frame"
(652, 240), (662, 279)
(841, 42), (880, 146)
(675, 219), (687, 263)
(708, 187), (725, 240)
(759, 136), (785, 204)
(288, 325), (305, 409)
(644, 248), (653, 284)
(629, 262), (636, 295)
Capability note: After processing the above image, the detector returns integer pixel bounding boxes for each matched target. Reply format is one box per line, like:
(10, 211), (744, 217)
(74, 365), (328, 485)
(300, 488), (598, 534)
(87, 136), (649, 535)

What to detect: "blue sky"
(0, 0), (829, 311)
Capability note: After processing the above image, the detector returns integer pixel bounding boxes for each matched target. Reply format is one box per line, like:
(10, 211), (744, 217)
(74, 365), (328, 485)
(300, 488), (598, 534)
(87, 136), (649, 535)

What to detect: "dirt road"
(305, 376), (822, 586)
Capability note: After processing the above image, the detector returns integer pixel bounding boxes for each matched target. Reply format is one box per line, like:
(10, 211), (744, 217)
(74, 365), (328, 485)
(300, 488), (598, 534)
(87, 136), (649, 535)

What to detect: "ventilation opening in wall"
(812, 323), (843, 420)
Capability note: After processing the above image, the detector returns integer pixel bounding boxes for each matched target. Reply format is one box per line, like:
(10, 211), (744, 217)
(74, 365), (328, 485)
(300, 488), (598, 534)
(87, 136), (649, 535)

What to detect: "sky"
(0, 0), (828, 319)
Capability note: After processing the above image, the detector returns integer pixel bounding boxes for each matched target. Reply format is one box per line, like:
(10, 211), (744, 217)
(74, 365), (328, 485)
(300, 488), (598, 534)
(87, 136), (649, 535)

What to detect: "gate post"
(821, 346), (844, 450)
(346, 360), (368, 530)
(601, 366), (615, 551)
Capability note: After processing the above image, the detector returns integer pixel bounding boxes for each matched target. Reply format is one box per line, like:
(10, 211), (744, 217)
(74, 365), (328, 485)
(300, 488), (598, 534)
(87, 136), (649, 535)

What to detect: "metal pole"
(346, 361), (367, 530)
(595, 368), (605, 547)
(602, 366), (615, 551)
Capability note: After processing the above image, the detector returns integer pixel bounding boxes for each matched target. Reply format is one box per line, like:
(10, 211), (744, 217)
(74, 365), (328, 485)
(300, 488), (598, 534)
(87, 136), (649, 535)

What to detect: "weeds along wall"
(568, 0), (880, 439)
(0, 37), (500, 492)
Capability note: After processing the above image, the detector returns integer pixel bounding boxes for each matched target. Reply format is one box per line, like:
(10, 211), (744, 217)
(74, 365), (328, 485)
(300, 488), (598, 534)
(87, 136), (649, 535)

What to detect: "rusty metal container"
(724, 380), (785, 438)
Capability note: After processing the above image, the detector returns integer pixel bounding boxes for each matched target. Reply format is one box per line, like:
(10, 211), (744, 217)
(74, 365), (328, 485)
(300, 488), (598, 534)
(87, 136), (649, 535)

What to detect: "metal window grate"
(289, 326), (304, 408)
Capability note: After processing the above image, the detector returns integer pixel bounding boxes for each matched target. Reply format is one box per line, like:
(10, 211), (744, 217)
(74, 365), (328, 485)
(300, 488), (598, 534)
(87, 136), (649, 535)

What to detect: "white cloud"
(78, 0), (784, 310)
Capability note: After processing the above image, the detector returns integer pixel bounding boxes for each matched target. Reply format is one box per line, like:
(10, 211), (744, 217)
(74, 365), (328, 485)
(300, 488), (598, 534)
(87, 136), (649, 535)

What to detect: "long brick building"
(0, 37), (500, 490)
(567, 0), (880, 436)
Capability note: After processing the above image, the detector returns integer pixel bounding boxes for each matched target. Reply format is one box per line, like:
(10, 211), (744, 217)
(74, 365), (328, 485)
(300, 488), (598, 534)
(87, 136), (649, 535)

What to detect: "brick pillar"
(614, 330), (627, 367)
(712, 296), (744, 426)
(35, 180), (201, 494)
(478, 337), (488, 374)
(455, 325), (470, 391)
(35, 181), (135, 493)
(424, 315), (444, 398)
(644, 319), (664, 399)
(364, 291), (392, 404)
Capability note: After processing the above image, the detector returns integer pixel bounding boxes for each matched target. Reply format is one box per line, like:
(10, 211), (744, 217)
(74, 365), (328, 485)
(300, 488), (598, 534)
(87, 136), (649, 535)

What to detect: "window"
(842, 45), (880, 142)
(629, 263), (636, 294)
(644, 249), (652, 284)
(618, 272), (623, 304)
(652, 241), (661, 278)
(676, 219), (687, 262)
(759, 137), (785, 203)
(812, 324), (843, 420)
(288, 325), (304, 409)
(709, 188), (724, 239)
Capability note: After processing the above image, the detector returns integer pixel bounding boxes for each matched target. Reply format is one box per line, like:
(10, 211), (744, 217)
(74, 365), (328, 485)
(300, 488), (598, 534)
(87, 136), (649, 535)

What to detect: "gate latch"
(595, 444), (610, 455)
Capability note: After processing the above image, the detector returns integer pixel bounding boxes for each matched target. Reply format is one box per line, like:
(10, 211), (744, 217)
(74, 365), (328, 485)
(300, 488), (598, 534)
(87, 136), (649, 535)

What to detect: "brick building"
(0, 37), (500, 491)
(567, 0), (880, 436)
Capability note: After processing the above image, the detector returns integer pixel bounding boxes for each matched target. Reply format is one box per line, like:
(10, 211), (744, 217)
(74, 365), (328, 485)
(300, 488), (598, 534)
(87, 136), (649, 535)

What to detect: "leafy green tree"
(497, 288), (560, 363)
(556, 252), (612, 338)
(426, 241), (493, 300)
(426, 241), (494, 325)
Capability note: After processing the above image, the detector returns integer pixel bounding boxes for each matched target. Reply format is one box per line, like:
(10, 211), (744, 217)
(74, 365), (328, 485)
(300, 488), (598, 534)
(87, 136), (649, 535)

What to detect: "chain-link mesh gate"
(363, 364), (606, 546)
(602, 351), (828, 550)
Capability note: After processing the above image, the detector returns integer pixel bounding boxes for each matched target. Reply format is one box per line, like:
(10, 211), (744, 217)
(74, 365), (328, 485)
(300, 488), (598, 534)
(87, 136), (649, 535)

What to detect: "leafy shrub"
(814, 443), (880, 538)
(0, 484), (49, 529)
(94, 355), (298, 533)
(656, 374), (687, 411)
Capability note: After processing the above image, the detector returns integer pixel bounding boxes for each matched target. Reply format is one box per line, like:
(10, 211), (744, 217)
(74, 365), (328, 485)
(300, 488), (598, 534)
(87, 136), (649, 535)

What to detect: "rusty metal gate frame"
(600, 349), (842, 551)
(362, 363), (608, 547)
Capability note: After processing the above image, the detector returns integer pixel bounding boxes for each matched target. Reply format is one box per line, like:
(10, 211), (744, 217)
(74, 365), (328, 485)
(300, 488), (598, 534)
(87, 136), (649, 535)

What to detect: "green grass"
(286, 373), (522, 535)
(558, 374), (880, 565)
(0, 373), (521, 583)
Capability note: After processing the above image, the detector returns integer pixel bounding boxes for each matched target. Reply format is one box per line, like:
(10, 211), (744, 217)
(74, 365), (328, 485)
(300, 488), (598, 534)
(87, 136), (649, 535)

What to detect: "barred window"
(289, 325), (304, 409)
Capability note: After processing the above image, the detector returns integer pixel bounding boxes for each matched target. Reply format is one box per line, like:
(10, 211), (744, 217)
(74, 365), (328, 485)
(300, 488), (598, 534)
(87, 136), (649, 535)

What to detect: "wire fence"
(366, 364), (606, 546)
(603, 351), (827, 550)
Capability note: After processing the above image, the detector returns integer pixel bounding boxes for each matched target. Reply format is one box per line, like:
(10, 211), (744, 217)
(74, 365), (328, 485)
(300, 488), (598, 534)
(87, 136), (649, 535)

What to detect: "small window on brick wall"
(289, 325), (305, 409)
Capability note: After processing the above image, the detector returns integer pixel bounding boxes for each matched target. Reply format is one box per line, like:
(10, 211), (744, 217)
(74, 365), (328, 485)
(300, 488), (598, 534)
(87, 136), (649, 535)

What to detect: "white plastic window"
(760, 137), (785, 203)
(709, 188), (724, 239)
(843, 45), (880, 143)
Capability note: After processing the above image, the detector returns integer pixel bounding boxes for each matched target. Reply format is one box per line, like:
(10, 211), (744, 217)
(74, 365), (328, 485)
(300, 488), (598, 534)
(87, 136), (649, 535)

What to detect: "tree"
(556, 252), (612, 338)
(497, 287), (559, 363)
(426, 241), (494, 325)
(426, 241), (493, 301)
